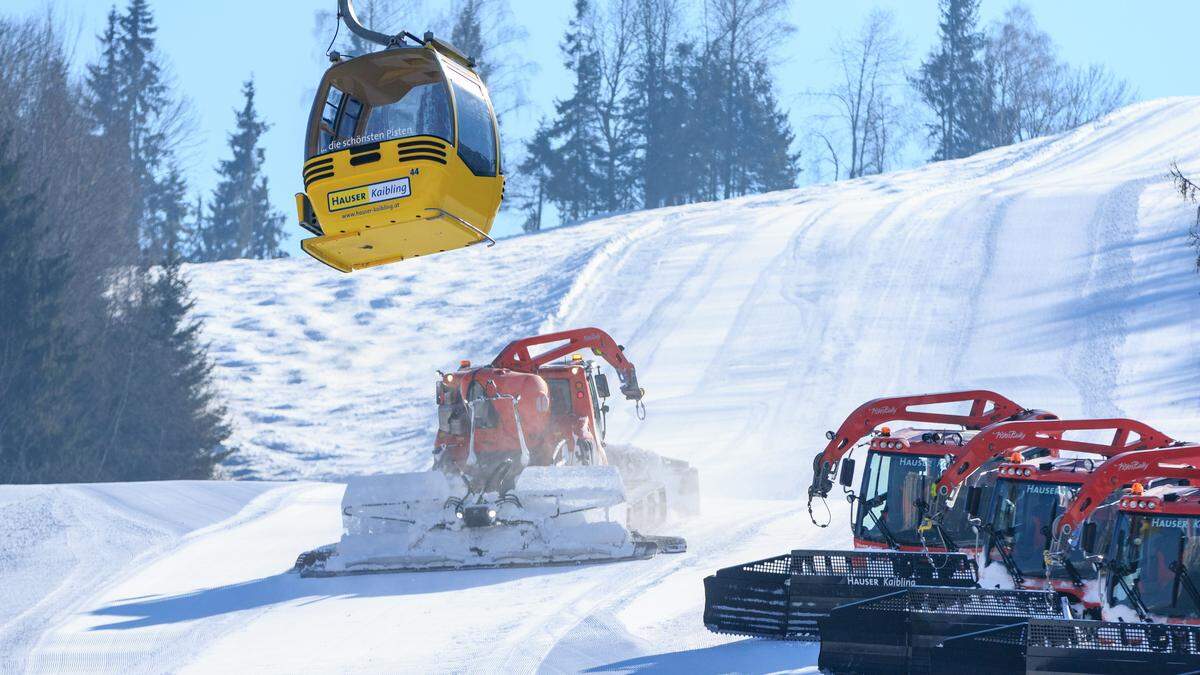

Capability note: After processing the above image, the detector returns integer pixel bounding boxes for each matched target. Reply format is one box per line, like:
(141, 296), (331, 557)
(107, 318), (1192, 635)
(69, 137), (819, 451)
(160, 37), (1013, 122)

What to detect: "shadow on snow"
(89, 563), (581, 631)
(584, 639), (818, 674)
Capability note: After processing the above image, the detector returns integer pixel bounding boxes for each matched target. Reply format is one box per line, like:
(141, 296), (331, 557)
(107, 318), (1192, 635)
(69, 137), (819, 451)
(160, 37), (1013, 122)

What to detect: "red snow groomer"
(820, 429), (1200, 672)
(922, 417), (1176, 608)
(704, 390), (1057, 640)
(295, 327), (697, 576)
(811, 391), (1058, 553)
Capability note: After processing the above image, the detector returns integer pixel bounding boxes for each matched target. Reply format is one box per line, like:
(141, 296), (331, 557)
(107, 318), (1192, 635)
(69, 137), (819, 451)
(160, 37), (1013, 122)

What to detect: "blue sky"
(9, 1), (1200, 254)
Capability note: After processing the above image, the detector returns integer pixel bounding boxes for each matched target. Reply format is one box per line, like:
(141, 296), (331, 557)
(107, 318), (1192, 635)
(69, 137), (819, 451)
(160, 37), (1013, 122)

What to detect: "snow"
(325, 466), (638, 572)
(4, 97), (1200, 672)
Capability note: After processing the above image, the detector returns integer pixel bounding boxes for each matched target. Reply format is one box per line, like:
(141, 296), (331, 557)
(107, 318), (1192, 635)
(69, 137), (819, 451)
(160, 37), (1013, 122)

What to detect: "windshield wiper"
(1040, 501), (1086, 588)
(860, 492), (900, 549)
(1170, 560), (1200, 611)
(1061, 556), (1085, 588)
(1108, 560), (1151, 622)
(982, 523), (1025, 585)
(873, 510), (901, 549)
(1041, 524), (1085, 587)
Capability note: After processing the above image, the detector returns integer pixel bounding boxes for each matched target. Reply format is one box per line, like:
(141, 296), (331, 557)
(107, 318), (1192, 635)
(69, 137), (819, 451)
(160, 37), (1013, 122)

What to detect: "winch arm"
(491, 327), (643, 400)
(809, 389), (1033, 499)
(930, 418), (1177, 505)
(1052, 443), (1200, 541)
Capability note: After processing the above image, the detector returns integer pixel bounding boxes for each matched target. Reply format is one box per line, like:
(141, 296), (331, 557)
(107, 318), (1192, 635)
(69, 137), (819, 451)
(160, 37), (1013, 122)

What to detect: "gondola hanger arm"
(338, 0), (408, 47)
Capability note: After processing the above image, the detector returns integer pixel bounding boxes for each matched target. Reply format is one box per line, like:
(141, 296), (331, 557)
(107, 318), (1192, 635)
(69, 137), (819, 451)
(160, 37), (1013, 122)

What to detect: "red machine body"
(434, 328), (643, 470)
(1045, 447), (1200, 624)
(932, 417), (1176, 501)
(812, 390), (1033, 496)
(1104, 482), (1200, 624)
(927, 418), (1179, 605)
(1054, 444), (1200, 537)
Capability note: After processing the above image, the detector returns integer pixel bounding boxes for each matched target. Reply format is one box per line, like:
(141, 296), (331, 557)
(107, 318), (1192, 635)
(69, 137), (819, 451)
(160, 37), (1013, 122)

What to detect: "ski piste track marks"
(16, 483), (308, 674)
(493, 503), (798, 673)
(1063, 177), (1146, 418)
(7, 98), (1200, 673)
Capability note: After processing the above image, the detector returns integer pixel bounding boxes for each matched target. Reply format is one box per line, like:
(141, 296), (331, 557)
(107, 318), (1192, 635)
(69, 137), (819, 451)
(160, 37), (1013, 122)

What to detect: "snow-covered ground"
(4, 97), (1200, 672)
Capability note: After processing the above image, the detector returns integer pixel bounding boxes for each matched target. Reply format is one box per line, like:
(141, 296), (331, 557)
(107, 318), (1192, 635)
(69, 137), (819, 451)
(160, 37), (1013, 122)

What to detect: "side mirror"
(826, 430), (836, 441)
(594, 373), (611, 398)
(839, 458), (856, 487)
(966, 485), (983, 518)
(1081, 521), (1098, 552)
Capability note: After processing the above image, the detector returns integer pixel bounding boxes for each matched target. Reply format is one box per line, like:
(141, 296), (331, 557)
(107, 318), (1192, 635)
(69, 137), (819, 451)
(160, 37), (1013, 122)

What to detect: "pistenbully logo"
(1116, 461), (1150, 472)
(994, 430), (1026, 440)
(870, 406), (898, 415)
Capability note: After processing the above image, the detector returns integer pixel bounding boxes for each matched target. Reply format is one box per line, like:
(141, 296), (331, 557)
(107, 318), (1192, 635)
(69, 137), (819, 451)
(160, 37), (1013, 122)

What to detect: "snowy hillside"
(192, 96), (1200, 488)
(4, 97), (1200, 673)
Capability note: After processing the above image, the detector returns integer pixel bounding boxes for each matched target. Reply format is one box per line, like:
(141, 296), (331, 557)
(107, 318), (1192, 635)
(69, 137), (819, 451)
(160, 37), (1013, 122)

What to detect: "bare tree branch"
(816, 7), (908, 179)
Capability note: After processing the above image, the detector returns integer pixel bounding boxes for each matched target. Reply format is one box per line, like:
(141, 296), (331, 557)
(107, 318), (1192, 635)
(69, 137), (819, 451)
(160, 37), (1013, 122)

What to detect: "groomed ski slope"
(3, 97), (1200, 673)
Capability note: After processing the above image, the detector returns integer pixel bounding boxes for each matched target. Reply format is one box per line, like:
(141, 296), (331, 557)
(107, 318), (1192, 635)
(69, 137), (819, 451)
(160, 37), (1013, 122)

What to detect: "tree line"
(515, 0), (800, 231)
(511, 0), (1134, 227)
(86, 1), (287, 264)
(0, 2), (237, 483)
(813, 0), (1131, 180)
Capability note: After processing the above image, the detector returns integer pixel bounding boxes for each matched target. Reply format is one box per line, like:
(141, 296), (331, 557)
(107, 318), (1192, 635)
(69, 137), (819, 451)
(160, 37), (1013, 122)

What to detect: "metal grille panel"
(837, 586), (1061, 618)
(1027, 619), (1200, 656)
(790, 549), (977, 583)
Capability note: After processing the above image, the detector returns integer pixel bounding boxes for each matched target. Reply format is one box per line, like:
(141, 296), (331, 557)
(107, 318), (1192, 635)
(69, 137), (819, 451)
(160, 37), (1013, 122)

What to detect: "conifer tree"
(146, 163), (190, 261)
(0, 15), (232, 483)
(517, 123), (556, 233)
(87, 0), (192, 263)
(118, 0), (168, 176)
(451, 0), (487, 77)
(624, 0), (681, 209)
(655, 43), (703, 205)
(911, 0), (988, 161)
(86, 9), (127, 141)
(198, 79), (286, 261)
(0, 136), (84, 483)
(92, 258), (230, 481)
(736, 60), (800, 194)
(546, 0), (603, 222)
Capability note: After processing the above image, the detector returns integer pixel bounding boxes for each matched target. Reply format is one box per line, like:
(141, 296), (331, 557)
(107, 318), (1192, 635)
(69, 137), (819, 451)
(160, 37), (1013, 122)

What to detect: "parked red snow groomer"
(294, 327), (698, 576)
(703, 390), (1056, 640)
(921, 417), (1178, 611)
(818, 437), (1200, 674)
(924, 443), (1200, 674)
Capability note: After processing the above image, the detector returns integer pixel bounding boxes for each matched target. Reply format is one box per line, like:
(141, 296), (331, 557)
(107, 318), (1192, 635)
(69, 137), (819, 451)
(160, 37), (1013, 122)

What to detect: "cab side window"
(448, 73), (497, 177)
(337, 97), (363, 139)
(319, 86), (344, 151)
(547, 379), (573, 416)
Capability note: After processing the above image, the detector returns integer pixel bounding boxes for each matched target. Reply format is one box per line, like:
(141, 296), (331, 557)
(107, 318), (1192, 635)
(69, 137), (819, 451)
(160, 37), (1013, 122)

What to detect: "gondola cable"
(325, 10), (342, 59)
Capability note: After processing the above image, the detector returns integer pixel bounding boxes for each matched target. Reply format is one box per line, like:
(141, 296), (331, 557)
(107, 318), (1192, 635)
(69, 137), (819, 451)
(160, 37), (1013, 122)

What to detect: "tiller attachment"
(703, 549), (978, 640)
